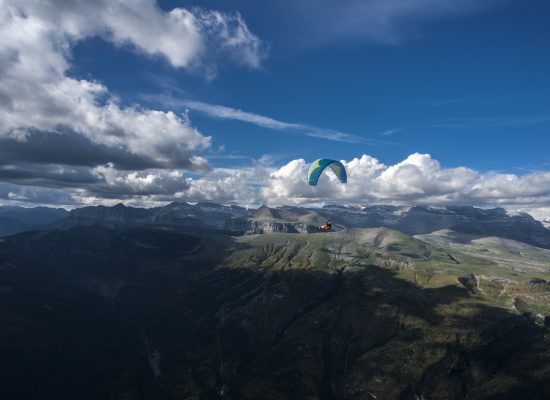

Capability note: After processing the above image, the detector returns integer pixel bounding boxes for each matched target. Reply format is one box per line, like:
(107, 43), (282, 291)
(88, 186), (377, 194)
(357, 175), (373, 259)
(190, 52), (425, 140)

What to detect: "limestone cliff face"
(225, 218), (313, 234)
(247, 221), (313, 234)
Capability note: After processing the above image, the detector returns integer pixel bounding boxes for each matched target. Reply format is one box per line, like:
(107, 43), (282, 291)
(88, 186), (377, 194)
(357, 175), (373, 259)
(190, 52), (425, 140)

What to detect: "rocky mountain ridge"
(39, 202), (550, 248)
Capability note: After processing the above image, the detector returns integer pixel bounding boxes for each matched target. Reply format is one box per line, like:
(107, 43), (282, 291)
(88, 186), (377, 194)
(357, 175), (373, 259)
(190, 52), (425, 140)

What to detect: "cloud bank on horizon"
(0, 0), (549, 224)
(2, 152), (550, 223)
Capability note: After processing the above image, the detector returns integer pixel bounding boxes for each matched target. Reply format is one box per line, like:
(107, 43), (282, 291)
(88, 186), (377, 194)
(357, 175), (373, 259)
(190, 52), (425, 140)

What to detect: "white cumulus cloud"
(261, 154), (550, 214)
(0, 0), (265, 173)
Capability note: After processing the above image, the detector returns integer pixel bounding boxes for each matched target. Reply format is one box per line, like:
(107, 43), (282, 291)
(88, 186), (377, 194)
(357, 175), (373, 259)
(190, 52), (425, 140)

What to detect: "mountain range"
(3, 202), (548, 248)
(0, 202), (549, 399)
(0, 206), (68, 236)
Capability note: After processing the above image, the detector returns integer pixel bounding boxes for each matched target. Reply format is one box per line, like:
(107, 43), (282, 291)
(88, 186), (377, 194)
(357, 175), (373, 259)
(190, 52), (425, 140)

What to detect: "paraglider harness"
(319, 219), (332, 231)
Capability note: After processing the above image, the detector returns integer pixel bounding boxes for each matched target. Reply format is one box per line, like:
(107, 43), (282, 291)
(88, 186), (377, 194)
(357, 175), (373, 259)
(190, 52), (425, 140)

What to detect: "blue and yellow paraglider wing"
(307, 159), (347, 186)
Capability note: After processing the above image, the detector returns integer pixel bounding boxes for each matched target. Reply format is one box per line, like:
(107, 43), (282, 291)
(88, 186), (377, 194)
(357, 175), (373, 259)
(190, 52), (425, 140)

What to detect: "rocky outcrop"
(458, 273), (482, 295)
(225, 218), (314, 234)
(245, 221), (312, 234)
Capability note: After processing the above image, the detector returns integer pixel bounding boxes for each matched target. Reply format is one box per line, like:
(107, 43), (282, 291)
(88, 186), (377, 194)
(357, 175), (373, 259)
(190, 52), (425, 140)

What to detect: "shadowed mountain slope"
(0, 206), (68, 236)
(1, 226), (549, 399)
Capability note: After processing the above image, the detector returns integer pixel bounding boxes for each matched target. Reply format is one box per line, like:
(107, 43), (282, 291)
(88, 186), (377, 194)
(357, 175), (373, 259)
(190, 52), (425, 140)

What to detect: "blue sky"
(71, 0), (550, 171)
(0, 0), (549, 218)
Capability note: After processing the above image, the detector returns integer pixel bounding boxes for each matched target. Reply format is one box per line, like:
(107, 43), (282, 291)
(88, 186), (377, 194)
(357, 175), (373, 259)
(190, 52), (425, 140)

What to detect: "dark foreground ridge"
(1, 226), (549, 399)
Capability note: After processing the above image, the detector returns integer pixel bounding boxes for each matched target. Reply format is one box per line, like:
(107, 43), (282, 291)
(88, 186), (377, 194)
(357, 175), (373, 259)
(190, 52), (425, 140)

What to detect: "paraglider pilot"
(307, 158), (346, 232)
(319, 219), (332, 231)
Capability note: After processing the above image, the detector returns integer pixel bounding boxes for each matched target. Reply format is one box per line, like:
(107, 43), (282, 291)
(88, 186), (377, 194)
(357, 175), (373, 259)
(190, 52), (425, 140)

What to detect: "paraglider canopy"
(307, 159), (347, 186)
